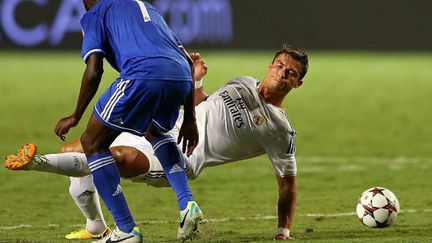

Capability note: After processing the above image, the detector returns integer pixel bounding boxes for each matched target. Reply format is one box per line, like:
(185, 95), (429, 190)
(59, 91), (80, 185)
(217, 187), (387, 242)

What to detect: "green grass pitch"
(0, 50), (431, 242)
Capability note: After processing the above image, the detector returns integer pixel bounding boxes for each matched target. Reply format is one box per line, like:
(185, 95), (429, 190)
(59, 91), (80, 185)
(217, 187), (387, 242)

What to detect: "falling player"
(6, 44), (308, 241)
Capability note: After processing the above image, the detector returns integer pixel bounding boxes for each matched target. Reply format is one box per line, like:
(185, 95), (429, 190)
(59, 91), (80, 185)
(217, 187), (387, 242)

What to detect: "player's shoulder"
(228, 76), (260, 87)
(85, 0), (115, 15)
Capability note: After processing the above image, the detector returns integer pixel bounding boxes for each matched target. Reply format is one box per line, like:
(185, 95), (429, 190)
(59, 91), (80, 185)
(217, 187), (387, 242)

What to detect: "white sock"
(30, 152), (90, 177)
(69, 176), (108, 235)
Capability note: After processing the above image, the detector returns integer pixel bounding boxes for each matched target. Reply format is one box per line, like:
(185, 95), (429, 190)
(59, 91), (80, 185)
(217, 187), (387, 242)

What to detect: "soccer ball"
(356, 187), (400, 228)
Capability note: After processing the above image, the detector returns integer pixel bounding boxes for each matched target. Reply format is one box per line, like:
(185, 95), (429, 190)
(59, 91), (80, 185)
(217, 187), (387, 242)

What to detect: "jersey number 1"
(134, 0), (151, 22)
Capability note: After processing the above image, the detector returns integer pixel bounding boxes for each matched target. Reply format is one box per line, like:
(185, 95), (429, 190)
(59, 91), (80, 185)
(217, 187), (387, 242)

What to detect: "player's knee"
(81, 132), (116, 155)
(60, 141), (83, 153)
(110, 146), (149, 178)
(110, 147), (126, 166)
(80, 133), (98, 155)
(80, 133), (91, 151)
(110, 147), (130, 178)
(144, 131), (155, 142)
(60, 144), (72, 153)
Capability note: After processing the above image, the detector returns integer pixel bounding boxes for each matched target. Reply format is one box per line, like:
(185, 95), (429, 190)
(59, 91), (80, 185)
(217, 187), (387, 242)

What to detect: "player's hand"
(54, 115), (79, 141)
(177, 119), (199, 157)
(190, 52), (208, 81)
(274, 234), (295, 241)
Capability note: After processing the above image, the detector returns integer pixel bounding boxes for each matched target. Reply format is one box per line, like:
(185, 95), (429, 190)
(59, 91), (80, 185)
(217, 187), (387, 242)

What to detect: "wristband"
(194, 79), (203, 89)
(276, 227), (290, 237)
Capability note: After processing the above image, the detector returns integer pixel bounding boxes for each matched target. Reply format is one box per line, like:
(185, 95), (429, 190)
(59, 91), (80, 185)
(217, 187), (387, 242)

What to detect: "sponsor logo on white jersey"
(219, 90), (245, 128)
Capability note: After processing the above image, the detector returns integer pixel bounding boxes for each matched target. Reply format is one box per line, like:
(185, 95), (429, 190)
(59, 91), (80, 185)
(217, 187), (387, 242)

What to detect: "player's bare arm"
(177, 87), (199, 157)
(54, 54), (104, 141)
(174, 48), (199, 157)
(190, 52), (209, 105)
(274, 175), (297, 241)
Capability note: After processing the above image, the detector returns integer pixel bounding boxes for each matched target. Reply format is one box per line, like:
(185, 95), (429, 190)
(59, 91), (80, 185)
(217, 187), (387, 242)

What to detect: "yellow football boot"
(65, 227), (111, 240)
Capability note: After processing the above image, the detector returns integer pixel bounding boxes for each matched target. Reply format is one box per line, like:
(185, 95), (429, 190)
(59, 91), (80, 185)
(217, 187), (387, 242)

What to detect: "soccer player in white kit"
(6, 45), (308, 241)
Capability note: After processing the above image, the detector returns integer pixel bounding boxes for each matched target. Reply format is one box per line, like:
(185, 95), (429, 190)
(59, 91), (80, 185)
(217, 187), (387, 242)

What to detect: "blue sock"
(151, 135), (194, 210)
(88, 152), (135, 233)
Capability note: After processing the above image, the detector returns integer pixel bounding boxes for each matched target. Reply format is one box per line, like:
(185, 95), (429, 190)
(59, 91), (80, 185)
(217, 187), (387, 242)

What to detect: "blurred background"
(1, 0), (432, 51)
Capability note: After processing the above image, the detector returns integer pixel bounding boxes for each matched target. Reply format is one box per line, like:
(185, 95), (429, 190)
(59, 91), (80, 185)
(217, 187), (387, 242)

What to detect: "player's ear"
(295, 80), (303, 88)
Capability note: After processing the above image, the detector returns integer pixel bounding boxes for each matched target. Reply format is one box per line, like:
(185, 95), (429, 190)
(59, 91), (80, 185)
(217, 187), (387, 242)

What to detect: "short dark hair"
(272, 43), (309, 80)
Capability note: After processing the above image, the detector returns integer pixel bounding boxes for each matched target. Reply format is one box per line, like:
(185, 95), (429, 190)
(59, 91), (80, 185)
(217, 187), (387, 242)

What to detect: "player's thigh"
(61, 139), (84, 153)
(92, 79), (192, 136)
(111, 146), (150, 178)
(151, 80), (193, 132)
(110, 132), (153, 177)
(93, 79), (155, 136)
(81, 114), (120, 155)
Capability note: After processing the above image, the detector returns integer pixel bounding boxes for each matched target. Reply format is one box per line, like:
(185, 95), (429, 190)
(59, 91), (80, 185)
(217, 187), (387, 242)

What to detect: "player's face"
(263, 53), (303, 94)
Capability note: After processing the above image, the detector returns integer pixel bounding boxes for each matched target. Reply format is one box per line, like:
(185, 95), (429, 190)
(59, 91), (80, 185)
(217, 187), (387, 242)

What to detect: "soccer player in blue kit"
(53, 0), (203, 242)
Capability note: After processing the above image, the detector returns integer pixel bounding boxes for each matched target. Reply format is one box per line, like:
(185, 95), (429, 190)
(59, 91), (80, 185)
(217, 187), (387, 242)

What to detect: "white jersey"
(111, 76), (297, 186)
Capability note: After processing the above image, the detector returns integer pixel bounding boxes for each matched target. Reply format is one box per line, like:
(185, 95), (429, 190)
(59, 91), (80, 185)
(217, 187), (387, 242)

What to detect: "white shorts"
(110, 132), (197, 187)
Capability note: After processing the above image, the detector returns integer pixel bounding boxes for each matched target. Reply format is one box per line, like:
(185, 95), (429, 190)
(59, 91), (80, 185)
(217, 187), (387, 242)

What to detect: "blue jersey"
(80, 0), (191, 81)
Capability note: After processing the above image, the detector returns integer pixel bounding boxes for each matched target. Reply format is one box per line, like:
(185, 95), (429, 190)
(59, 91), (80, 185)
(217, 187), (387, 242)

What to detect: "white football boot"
(92, 226), (143, 243)
(177, 201), (203, 242)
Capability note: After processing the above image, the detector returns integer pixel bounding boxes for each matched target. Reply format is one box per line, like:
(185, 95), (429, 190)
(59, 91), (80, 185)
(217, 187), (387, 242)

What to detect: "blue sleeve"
(81, 12), (106, 63)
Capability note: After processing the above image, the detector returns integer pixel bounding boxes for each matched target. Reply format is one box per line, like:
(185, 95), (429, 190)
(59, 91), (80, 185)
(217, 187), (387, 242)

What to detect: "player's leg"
(84, 77), (151, 242)
(58, 139), (109, 239)
(146, 125), (203, 241)
(5, 142), (90, 177)
(61, 138), (151, 240)
(61, 135), (151, 178)
(80, 114), (140, 240)
(112, 145), (150, 178)
(66, 175), (111, 239)
(145, 125), (194, 207)
(4, 134), (149, 241)
(145, 80), (194, 211)
(145, 80), (203, 241)
(66, 144), (151, 240)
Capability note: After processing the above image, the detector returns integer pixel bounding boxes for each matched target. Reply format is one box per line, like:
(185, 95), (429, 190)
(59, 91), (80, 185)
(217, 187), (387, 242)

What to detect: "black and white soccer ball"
(356, 187), (400, 228)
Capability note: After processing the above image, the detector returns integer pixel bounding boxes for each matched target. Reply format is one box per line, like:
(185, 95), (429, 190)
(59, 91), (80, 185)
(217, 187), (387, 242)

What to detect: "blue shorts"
(94, 79), (192, 136)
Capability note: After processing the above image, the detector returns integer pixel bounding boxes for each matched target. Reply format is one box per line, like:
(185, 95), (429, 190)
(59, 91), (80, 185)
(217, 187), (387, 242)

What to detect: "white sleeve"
(263, 132), (297, 177)
(224, 76), (258, 87)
